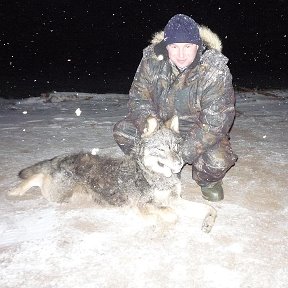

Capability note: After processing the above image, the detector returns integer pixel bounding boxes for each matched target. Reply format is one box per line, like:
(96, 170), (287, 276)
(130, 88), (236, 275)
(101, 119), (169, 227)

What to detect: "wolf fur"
(9, 116), (216, 232)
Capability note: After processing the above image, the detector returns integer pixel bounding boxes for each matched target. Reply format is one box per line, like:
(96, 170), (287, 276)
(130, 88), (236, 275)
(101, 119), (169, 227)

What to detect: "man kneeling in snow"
(113, 14), (237, 202)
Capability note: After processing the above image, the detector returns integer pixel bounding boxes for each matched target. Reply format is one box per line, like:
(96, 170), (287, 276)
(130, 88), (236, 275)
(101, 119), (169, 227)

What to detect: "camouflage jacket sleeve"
(183, 51), (235, 162)
(127, 46), (159, 132)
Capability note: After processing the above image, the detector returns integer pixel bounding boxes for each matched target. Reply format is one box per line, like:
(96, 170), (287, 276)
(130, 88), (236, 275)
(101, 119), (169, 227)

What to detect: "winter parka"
(125, 26), (236, 163)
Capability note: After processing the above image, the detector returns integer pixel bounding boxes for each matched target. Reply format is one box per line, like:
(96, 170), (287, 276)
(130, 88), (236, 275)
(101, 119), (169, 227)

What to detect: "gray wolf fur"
(9, 116), (216, 232)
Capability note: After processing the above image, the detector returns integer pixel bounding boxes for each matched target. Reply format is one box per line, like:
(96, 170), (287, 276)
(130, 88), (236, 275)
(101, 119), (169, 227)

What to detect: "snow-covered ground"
(0, 90), (287, 288)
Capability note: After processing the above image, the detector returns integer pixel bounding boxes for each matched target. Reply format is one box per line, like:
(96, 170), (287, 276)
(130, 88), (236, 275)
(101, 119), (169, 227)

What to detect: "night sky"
(1, 0), (287, 98)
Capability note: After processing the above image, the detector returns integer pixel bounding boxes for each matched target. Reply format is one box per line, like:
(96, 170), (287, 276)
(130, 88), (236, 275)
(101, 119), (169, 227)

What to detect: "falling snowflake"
(75, 108), (82, 116)
(91, 148), (99, 155)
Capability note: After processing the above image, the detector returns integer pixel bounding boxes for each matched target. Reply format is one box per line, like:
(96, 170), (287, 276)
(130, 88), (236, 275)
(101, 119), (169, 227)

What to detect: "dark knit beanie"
(164, 14), (201, 46)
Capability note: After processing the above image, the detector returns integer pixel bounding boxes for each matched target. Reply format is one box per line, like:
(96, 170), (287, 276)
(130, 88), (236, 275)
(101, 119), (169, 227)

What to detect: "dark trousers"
(113, 118), (237, 187)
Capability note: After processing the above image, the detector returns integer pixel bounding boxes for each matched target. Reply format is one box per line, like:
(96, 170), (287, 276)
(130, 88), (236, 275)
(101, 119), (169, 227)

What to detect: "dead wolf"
(8, 116), (216, 232)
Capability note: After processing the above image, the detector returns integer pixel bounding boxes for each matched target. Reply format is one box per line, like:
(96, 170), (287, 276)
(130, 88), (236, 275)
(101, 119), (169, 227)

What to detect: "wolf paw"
(201, 213), (216, 233)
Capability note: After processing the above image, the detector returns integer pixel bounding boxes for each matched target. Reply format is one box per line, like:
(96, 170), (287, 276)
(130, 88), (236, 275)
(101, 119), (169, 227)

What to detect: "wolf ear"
(165, 116), (179, 133)
(142, 116), (159, 137)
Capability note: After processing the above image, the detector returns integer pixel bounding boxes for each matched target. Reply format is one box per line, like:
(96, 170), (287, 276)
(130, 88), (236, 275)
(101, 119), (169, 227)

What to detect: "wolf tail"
(18, 159), (52, 179)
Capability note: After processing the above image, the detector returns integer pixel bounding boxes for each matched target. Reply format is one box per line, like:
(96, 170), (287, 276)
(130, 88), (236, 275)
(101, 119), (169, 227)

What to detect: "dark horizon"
(1, 0), (287, 98)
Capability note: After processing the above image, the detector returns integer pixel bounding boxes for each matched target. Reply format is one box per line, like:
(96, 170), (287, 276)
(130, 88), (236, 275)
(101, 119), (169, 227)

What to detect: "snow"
(0, 90), (288, 288)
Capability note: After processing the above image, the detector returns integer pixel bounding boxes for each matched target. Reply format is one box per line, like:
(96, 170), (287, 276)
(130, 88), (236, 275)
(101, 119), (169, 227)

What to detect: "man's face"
(166, 43), (198, 69)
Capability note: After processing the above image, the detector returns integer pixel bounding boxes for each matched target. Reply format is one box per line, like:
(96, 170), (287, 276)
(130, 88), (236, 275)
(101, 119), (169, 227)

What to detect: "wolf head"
(138, 116), (184, 178)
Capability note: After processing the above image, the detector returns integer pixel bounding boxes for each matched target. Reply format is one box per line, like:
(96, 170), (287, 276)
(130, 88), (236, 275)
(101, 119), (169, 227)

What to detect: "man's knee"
(192, 140), (237, 184)
(204, 142), (236, 170)
(205, 148), (236, 172)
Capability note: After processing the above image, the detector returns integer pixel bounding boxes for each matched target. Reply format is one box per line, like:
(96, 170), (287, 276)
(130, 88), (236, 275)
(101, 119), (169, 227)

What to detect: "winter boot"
(201, 181), (224, 202)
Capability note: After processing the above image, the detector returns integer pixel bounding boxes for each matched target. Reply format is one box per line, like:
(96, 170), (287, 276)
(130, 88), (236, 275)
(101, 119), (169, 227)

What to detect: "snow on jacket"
(127, 26), (236, 160)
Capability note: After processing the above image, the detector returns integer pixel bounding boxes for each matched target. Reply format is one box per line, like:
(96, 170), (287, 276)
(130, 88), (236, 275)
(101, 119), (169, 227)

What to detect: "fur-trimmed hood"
(151, 25), (222, 52)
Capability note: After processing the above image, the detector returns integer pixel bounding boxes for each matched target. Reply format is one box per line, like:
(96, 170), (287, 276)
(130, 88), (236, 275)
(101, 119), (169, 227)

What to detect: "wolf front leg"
(137, 203), (178, 224)
(172, 198), (217, 233)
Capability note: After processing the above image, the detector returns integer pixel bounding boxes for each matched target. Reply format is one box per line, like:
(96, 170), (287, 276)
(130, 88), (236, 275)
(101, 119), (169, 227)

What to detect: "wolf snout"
(170, 158), (184, 174)
(171, 163), (183, 173)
